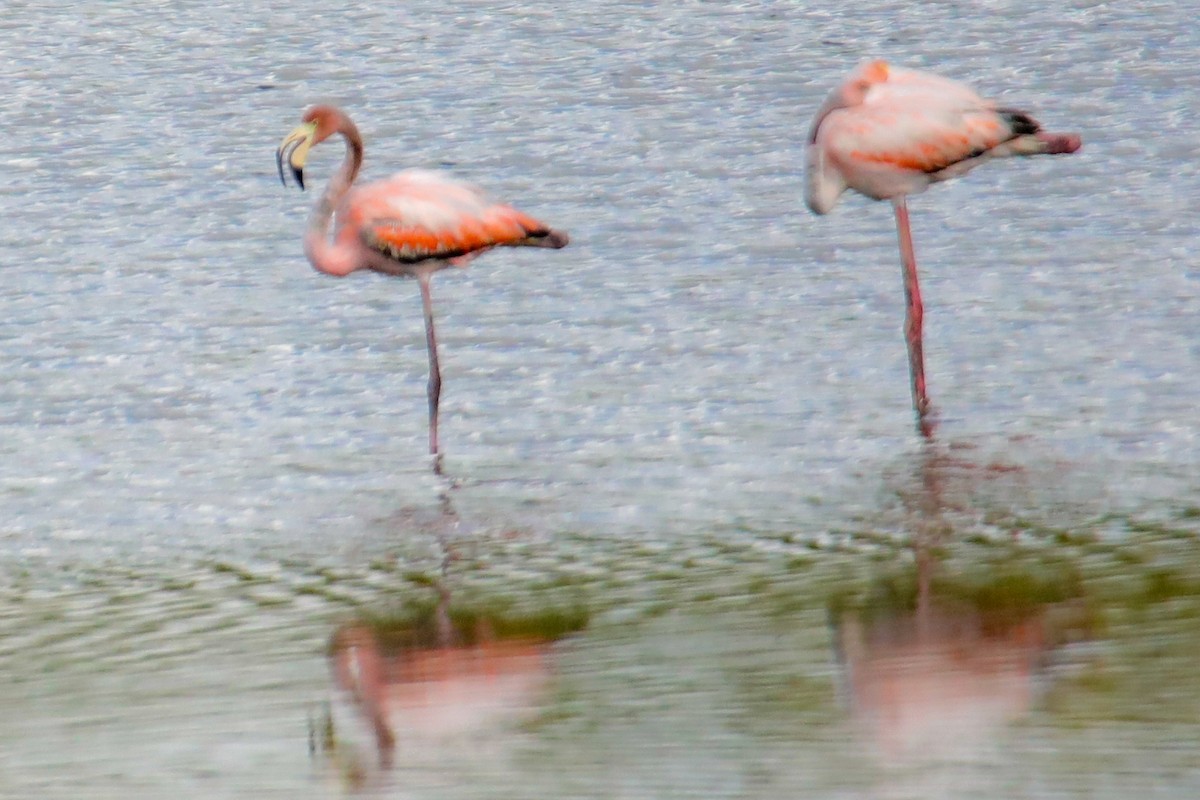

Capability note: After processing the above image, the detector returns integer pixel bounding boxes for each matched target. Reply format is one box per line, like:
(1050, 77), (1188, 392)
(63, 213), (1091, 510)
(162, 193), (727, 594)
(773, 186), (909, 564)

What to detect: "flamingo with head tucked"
(277, 106), (568, 462)
(805, 61), (1081, 437)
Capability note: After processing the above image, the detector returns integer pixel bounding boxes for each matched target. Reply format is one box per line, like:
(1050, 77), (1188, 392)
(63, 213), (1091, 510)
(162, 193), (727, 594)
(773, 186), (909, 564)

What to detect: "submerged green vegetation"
(351, 596), (591, 653)
(1, 493), (1198, 767)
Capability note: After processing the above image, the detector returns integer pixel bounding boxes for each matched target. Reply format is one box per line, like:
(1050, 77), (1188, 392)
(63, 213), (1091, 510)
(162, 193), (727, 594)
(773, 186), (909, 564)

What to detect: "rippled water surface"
(2, 1), (1199, 797)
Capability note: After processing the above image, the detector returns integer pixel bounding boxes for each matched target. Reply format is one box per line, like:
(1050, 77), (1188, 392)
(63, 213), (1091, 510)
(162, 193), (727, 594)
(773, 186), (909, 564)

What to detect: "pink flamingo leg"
(892, 197), (934, 438)
(418, 273), (442, 458)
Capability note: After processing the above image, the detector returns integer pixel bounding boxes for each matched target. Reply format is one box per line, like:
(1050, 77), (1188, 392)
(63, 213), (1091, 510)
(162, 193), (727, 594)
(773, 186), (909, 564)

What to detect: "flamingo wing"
(808, 67), (1027, 210)
(806, 62), (1078, 213)
(344, 170), (553, 264)
(827, 91), (1020, 178)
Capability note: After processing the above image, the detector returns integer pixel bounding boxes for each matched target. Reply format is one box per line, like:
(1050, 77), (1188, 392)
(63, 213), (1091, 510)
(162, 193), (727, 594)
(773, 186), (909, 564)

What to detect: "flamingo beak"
(276, 121), (317, 190)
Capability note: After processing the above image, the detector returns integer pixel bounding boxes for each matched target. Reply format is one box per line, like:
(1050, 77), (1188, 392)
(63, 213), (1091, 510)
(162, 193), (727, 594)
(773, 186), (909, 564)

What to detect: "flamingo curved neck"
(305, 124), (365, 277)
(303, 231), (358, 277)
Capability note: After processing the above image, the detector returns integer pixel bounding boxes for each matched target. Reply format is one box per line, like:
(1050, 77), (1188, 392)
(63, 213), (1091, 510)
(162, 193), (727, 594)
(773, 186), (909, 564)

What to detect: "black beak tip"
(276, 146), (305, 190)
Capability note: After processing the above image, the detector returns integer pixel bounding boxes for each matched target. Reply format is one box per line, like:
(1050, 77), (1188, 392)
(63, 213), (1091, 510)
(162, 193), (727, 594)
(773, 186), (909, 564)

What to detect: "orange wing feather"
(341, 171), (552, 264)
(840, 109), (1013, 175)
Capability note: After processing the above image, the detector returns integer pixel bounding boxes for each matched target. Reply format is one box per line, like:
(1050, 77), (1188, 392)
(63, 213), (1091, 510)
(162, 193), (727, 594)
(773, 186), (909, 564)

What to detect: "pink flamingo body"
(277, 106), (568, 461)
(806, 61), (1081, 436)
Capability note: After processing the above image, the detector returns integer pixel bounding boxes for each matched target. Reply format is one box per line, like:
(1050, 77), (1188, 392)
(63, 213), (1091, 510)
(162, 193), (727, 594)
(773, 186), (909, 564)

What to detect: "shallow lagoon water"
(1, 1), (1199, 797)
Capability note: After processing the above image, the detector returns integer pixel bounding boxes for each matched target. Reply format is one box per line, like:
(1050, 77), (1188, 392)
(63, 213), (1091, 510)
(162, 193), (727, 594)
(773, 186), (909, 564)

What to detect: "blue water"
(1, 1), (1198, 797)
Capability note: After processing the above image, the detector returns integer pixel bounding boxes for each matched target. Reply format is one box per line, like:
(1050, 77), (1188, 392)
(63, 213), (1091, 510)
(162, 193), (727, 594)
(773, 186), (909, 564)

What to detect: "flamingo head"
(842, 59), (890, 106)
(807, 60), (890, 144)
(277, 106), (359, 190)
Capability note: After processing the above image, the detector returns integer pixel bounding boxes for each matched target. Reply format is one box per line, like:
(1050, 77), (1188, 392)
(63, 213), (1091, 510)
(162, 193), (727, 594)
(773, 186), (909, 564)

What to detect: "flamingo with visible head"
(805, 61), (1081, 437)
(277, 106), (568, 461)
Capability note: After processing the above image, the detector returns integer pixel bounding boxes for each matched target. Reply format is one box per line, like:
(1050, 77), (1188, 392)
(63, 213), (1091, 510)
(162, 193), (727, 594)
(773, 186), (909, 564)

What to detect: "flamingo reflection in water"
(326, 623), (553, 773)
(320, 582), (583, 781)
(833, 448), (1096, 790)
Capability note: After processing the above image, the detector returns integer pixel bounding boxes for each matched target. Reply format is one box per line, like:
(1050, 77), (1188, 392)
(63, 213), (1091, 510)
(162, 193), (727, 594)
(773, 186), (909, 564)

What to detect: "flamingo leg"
(418, 273), (442, 458)
(892, 197), (934, 438)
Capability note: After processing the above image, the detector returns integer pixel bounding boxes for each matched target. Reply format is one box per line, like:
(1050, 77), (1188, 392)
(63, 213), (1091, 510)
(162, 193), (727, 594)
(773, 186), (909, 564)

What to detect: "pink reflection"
(328, 624), (553, 767)
(838, 606), (1046, 764)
